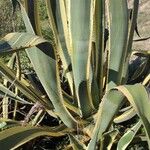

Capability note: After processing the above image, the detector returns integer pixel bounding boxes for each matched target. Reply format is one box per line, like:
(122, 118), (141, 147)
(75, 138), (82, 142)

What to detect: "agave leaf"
(31, 109), (45, 126)
(7, 53), (16, 68)
(45, 0), (74, 94)
(132, 50), (150, 56)
(121, 0), (139, 83)
(88, 84), (150, 149)
(0, 122), (7, 129)
(0, 83), (31, 104)
(0, 32), (47, 55)
(60, 90), (79, 114)
(89, 0), (105, 108)
(13, 53), (23, 118)
(126, 0), (139, 54)
(24, 0), (42, 35)
(134, 36), (150, 42)
(114, 108), (136, 124)
(117, 120), (142, 150)
(129, 8), (140, 38)
(47, 0), (94, 116)
(1, 59), (79, 116)
(3, 53), (16, 119)
(0, 119), (22, 130)
(129, 58), (149, 83)
(1, 66), (58, 122)
(18, 2), (77, 128)
(0, 61), (53, 109)
(69, 0), (95, 117)
(116, 84), (150, 148)
(128, 7), (140, 39)
(87, 90), (124, 150)
(69, 134), (86, 150)
(143, 74), (150, 86)
(0, 118), (20, 124)
(0, 125), (66, 150)
(93, 0), (105, 101)
(100, 129), (119, 150)
(83, 123), (95, 137)
(107, 0), (128, 89)
(46, 0), (71, 55)
(64, 101), (80, 115)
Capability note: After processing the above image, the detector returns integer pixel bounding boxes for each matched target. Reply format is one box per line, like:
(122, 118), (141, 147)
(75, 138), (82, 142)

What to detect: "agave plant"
(0, 0), (150, 149)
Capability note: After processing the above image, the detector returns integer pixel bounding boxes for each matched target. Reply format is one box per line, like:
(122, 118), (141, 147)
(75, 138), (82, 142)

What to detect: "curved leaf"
(0, 125), (66, 150)
(0, 61), (53, 109)
(114, 108), (136, 124)
(87, 90), (124, 150)
(88, 84), (150, 149)
(116, 84), (150, 148)
(19, 2), (77, 128)
(117, 120), (142, 150)
(0, 32), (47, 54)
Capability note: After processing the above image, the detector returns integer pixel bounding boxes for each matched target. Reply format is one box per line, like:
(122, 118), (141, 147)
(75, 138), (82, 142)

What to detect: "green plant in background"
(0, 0), (150, 149)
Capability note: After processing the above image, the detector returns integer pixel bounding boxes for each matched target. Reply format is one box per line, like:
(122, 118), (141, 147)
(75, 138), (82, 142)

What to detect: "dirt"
(128, 0), (150, 50)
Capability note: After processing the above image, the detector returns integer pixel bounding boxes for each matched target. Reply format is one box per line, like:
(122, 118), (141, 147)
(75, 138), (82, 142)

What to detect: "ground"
(128, 0), (150, 50)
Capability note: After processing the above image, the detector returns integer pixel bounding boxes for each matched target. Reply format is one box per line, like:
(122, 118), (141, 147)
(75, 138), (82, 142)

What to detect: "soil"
(128, 0), (150, 50)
